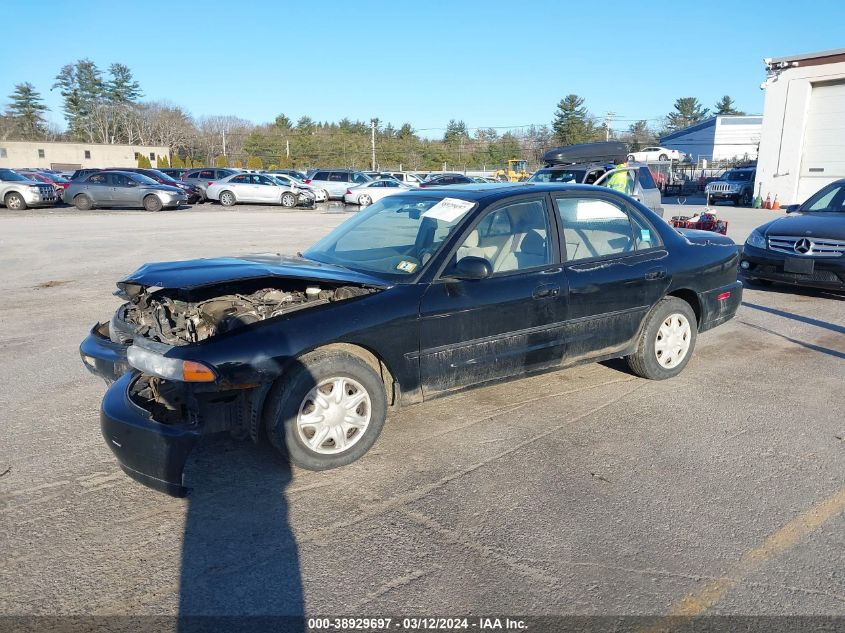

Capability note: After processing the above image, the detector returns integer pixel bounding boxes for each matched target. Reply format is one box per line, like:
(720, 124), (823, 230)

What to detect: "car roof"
(406, 182), (624, 201)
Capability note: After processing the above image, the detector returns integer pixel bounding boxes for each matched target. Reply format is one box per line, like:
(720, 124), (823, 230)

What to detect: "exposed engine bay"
(112, 279), (377, 346)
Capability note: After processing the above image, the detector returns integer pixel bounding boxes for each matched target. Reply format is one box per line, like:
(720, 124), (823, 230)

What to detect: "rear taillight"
(419, 184), (427, 188)
(345, 189), (352, 195)
(208, 181), (214, 186)
(304, 179), (311, 184)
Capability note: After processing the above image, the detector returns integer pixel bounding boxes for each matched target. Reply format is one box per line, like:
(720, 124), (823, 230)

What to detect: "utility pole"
(603, 112), (615, 141)
(222, 129), (227, 157)
(285, 139), (290, 158)
(370, 119), (376, 171)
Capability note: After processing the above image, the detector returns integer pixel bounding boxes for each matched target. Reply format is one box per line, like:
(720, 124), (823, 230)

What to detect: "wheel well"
(668, 289), (701, 326)
(290, 343), (397, 406)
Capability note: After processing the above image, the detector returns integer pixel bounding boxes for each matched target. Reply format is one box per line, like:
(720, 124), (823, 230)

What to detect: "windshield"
(0, 168), (31, 182)
(802, 183), (845, 213)
(724, 171), (752, 182)
(130, 173), (160, 185)
(528, 168), (585, 183)
(304, 194), (475, 280)
(147, 169), (179, 184)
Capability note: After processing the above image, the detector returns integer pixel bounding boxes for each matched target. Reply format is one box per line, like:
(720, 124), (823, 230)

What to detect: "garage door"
(798, 80), (845, 201)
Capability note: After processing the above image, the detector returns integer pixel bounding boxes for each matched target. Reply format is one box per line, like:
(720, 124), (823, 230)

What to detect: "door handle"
(644, 267), (666, 281)
(533, 284), (560, 299)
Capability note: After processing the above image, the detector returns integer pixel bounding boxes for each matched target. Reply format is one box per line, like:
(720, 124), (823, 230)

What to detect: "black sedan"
(80, 183), (742, 496)
(741, 179), (845, 290)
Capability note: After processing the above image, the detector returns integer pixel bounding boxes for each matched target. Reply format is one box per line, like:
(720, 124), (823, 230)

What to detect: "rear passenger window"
(199, 170), (214, 179)
(328, 172), (347, 182)
(87, 173), (107, 184)
(351, 172), (368, 184)
(313, 171), (329, 180)
(556, 197), (635, 261)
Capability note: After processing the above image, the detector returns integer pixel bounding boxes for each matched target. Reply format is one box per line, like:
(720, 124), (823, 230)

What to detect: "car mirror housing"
(784, 204), (800, 213)
(446, 256), (493, 281)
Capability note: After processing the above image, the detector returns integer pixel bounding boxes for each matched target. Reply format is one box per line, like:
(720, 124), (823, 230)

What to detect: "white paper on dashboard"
(422, 198), (476, 222)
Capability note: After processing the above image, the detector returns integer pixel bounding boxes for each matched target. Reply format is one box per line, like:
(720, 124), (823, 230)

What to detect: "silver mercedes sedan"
(206, 173), (314, 208)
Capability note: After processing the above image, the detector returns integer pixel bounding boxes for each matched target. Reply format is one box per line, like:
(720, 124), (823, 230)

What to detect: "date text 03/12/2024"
(307, 617), (528, 630)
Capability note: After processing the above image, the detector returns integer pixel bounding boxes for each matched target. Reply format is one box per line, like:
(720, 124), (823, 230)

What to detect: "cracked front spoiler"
(101, 372), (199, 497)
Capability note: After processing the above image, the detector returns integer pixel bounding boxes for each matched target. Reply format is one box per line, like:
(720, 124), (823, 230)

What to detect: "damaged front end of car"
(83, 267), (382, 496)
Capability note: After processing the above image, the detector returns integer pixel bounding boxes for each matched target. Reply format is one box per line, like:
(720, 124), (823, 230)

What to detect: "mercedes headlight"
(745, 230), (766, 250)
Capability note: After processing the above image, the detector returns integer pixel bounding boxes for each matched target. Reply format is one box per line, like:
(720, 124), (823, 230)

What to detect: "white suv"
(626, 147), (685, 162)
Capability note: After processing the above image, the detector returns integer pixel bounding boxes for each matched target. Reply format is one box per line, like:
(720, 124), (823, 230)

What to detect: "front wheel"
(143, 195), (163, 212)
(738, 190), (751, 207)
(626, 297), (697, 380)
(658, 154), (669, 161)
(265, 350), (388, 470)
(627, 154), (636, 162)
(281, 191), (297, 208)
(4, 192), (27, 210)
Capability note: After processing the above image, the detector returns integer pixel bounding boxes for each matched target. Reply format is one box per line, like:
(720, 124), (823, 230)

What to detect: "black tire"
(219, 190), (236, 207)
(73, 194), (92, 211)
(358, 193), (373, 206)
(4, 191), (27, 210)
(738, 190), (751, 207)
(627, 154), (636, 162)
(280, 191), (297, 208)
(265, 350), (388, 471)
(143, 194), (163, 212)
(658, 154), (669, 161)
(626, 297), (698, 380)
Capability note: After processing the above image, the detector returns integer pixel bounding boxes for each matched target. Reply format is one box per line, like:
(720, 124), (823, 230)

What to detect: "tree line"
(1, 59), (746, 170)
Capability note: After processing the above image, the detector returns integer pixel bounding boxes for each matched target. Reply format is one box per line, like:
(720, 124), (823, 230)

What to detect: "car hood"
(119, 254), (389, 292)
(144, 184), (183, 194)
(759, 212), (845, 239)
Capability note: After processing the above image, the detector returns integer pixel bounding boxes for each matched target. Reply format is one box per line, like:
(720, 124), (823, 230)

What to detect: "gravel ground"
(1, 198), (843, 624)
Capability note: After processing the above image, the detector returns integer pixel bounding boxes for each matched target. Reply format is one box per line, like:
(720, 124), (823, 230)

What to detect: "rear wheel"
(281, 191), (297, 208)
(358, 193), (373, 206)
(627, 154), (636, 162)
(658, 154), (669, 161)
(265, 350), (388, 470)
(4, 192), (27, 210)
(626, 297), (697, 380)
(143, 195), (163, 212)
(73, 194), (93, 211)
(220, 191), (236, 207)
(738, 190), (751, 207)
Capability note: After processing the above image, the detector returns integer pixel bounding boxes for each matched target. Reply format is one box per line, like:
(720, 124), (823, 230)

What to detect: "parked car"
(740, 178), (845, 291)
(160, 168), (188, 180)
(419, 174), (474, 187)
(264, 169), (308, 181)
(627, 147), (685, 162)
(65, 171), (188, 212)
(80, 184), (742, 496)
(16, 170), (71, 200)
(206, 173), (312, 208)
(0, 168), (57, 209)
(181, 168), (241, 200)
(529, 163), (664, 217)
(70, 168), (101, 181)
(268, 173), (328, 202)
(471, 176), (500, 183)
(705, 168), (756, 207)
(304, 169), (373, 199)
(378, 171), (423, 186)
(343, 179), (412, 205)
(103, 167), (202, 204)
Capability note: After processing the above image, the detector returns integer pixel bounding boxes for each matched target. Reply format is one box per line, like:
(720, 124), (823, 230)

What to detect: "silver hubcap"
(654, 313), (691, 368)
(283, 194), (295, 206)
(296, 377), (371, 454)
(8, 195), (21, 209)
(222, 193), (233, 205)
(359, 195), (371, 206)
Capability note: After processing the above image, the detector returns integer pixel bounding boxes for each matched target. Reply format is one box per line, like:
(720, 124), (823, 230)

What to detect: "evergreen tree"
(105, 63), (142, 104)
(552, 94), (595, 145)
(52, 59), (103, 140)
(171, 154), (184, 168)
(275, 113), (292, 129)
(713, 95), (744, 116)
(443, 119), (469, 143)
(665, 97), (709, 132)
(215, 155), (229, 167)
(137, 153), (152, 168)
(5, 82), (48, 139)
(156, 154), (170, 168)
(246, 155), (263, 169)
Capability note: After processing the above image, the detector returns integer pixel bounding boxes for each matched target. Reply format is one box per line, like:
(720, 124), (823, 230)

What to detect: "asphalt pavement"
(1, 199), (843, 624)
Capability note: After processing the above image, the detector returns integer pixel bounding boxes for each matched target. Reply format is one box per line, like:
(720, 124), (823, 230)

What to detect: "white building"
(0, 140), (170, 171)
(756, 48), (845, 205)
(659, 115), (762, 164)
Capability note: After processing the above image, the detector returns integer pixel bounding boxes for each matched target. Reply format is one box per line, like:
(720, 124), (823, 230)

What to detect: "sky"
(1, 0), (843, 138)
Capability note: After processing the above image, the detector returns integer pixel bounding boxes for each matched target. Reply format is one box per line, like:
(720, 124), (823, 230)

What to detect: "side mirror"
(784, 204), (800, 213)
(446, 256), (492, 281)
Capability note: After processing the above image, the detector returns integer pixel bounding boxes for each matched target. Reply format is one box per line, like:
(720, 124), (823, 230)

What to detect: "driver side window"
(455, 199), (551, 274)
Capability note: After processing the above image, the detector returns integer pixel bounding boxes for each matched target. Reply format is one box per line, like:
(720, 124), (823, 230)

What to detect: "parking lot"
(1, 199), (844, 620)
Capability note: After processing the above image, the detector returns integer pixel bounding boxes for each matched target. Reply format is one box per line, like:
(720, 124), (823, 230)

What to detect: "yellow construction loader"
(493, 159), (530, 182)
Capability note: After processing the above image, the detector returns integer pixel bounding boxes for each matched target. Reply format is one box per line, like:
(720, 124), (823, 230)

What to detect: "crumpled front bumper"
(79, 323), (130, 383)
(101, 372), (199, 497)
